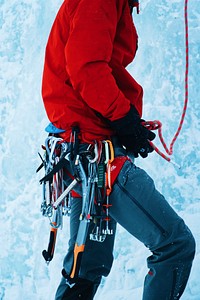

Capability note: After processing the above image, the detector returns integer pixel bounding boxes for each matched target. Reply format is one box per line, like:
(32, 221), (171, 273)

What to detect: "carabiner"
(87, 142), (99, 163)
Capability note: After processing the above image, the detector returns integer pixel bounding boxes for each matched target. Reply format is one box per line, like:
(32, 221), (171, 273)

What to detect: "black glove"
(109, 105), (156, 158)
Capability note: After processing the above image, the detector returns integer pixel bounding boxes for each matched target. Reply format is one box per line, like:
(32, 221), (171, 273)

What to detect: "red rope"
(143, 0), (189, 168)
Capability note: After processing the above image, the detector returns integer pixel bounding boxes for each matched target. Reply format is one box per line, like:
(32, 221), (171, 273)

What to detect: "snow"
(0, 0), (200, 299)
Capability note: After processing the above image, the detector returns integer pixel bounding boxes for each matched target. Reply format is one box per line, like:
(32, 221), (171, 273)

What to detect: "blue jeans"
(55, 146), (195, 300)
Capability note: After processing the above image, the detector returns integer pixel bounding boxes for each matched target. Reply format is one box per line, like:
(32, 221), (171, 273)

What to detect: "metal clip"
(90, 233), (106, 242)
(87, 142), (99, 163)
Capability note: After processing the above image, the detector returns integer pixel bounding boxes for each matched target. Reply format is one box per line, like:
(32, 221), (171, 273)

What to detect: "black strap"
(39, 157), (70, 184)
(69, 126), (81, 180)
(36, 152), (46, 173)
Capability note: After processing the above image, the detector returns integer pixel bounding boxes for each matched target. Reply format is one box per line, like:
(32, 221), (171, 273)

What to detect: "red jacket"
(42, 0), (143, 143)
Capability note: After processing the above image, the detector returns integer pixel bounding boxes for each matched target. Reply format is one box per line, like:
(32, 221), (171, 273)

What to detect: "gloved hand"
(109, 105), (156, 158)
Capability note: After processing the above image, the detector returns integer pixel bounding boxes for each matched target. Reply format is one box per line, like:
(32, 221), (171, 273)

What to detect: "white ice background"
(0, 0), (200, 299)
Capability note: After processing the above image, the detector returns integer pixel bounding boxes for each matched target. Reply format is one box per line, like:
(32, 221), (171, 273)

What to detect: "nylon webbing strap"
(39, 157), (69, 184)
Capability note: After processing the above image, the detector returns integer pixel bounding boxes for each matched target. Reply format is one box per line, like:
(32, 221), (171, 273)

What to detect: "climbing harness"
(142, 0), (189, 168)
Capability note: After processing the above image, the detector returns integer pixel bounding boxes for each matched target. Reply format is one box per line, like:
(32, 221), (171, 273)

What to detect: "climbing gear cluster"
(37, 127), (120, 279)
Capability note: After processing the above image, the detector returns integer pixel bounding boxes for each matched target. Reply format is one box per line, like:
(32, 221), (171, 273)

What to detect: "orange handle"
(70, 243), (85, 279)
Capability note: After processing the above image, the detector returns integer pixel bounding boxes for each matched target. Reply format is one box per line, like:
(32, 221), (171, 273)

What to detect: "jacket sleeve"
(65, 0), (131, 121)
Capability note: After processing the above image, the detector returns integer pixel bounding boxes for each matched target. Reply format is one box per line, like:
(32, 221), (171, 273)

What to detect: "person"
(41, 0), (195, 299)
